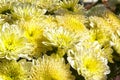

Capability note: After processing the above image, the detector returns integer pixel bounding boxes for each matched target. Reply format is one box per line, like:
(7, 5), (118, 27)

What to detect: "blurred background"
(82, 0), (120, 15)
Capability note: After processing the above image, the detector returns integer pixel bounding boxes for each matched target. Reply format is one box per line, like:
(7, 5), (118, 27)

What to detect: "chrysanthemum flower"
(43, 27), (80, 56)
(12, 3), (46, 21)
(89, 16), (114, 32)
(78, 38), (113, 63)
(89, 29), (113, 62)
(79, 54), (110, 80)
(89, 28), (111, 46)
(56, 14), (87, 33)
(103, 10), (120, 32)
(0, 59), (27, 80)
(56, 0), (85, 14)
(29, 55), (75, 80)
(67, 44), (110, 80)
(88, 16), (114, 57)
(88, 5), (120, 34)
(19, 20), (51, 57)
(0, 23), (32, 60)
(23, 21), (43, 43)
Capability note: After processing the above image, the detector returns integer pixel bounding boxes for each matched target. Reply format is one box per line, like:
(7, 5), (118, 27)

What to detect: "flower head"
(29, 55), (75, 80)
(19, 19), (51, 58)
(79, 54), (110, 80)
(56, 14), (87, 33)
(67, 43), (110, 80)
(0, 58), (27, 80)
(0, 23), (32, 60)
(88, 5), (120, 34)
(22, 20), (44, 43)
(12, 3), (46, 21)
(43, 27), (80, 56)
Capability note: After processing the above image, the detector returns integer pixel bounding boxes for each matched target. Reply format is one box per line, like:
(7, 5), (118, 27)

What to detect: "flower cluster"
(0, 0), (120, 80)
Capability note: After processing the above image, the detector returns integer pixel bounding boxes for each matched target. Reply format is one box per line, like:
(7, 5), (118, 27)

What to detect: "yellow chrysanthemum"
(23, 21), (43, 43)
(19, 20), (51, 57)
(79, 54), (110, 80)
(88, 5), (120, 34)
(29, 55), (75, 80)
(89, 16), (114, 33)
(56, 0), (84, 14)
(12, 3), (46, 21)
(0, 59), (27, 80)
(0, 23), (32, 60)
(56, 14), (87, 33)
(43, 27), (80, 56)
(80, 39), (113, 63)
(89, 29), (111, 46)
(88, 16), (113, 48)
(67, 47), (110, 80)
(103, 10), (120, 32)
(68, 39), (113, 71)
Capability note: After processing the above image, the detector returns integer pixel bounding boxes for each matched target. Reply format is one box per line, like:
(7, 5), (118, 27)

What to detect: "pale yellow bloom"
(77, 39), (113, 63)
(88, 5), (120, 34)
(19, 20), (51, 58)
(0, 23), (32, 60)
(0, 59), (27, 80)
(67, 44), (110, 80)
(104, 10), (120, 33)
(89, 29), (111, 46)
(43, 27), (80, 56)
(89, 16), (114, 32)
(23, 21), (43, 43)
(56, 14), (87, 33)
(12, 3), (46, 21)
(29, 55), (75, 80)
(79, 54), (110, 80)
